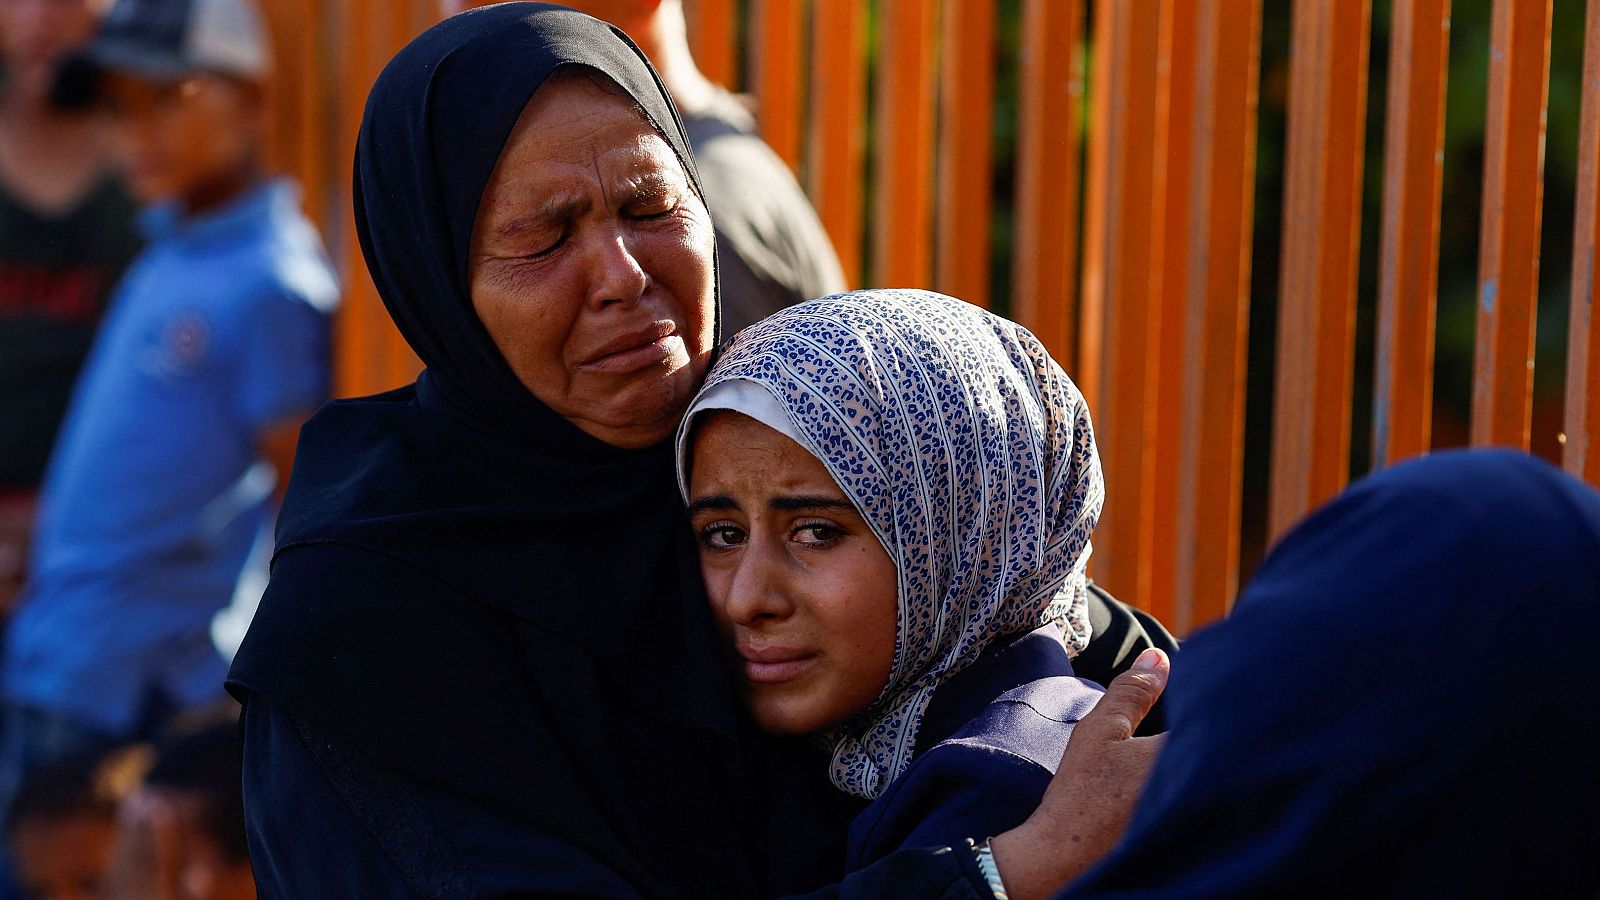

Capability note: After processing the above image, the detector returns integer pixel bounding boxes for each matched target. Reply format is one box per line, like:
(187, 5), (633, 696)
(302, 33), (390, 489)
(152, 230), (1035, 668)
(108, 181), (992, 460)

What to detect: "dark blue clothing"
(1065, 450), (1600, 898)
(848, 627), (1104, 871)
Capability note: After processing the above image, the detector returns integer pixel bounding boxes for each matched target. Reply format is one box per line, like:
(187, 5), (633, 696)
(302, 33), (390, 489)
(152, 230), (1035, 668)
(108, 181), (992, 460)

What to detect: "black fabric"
(1070, 582), (1178, 735)
(1065, 450), (1600, 897)
(227, 6), (747, 896)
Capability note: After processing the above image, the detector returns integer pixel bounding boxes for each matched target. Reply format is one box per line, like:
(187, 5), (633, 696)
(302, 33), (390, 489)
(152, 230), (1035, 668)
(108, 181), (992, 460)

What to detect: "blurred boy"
(108, 723), (253, 900)
(0, 0), (141, 613)
(0, 0), (336, 887)
(5, 749), (141, 900)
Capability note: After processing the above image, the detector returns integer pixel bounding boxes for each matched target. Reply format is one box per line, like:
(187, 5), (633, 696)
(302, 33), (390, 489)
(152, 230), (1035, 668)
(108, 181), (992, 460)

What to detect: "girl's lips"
(741, 655), (818, 685)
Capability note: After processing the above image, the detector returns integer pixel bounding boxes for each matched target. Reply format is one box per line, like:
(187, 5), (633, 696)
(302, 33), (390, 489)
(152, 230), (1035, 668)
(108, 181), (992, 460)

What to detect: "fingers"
(1081, 648), (1170, 742)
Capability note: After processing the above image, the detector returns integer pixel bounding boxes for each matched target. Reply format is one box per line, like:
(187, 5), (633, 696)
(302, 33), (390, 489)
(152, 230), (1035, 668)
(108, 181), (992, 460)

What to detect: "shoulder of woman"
(226, 541), (531, 739)
(844, 736), (1047, 873)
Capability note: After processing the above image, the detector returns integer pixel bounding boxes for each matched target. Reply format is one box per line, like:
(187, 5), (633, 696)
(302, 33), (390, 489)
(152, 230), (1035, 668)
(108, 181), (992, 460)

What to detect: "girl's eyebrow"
(768, 495), (855, 512)
(686, 494), (856, 514)
(687, 494), (738, 515)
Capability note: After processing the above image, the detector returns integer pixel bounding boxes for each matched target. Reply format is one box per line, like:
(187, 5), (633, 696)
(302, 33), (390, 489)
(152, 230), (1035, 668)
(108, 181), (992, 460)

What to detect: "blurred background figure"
(4, 747), (140, 900)
(0, 0), (141, 616)
(562, 0), (846, 336)
(0, 0), (336, 892)
(107, 721), (253, 900)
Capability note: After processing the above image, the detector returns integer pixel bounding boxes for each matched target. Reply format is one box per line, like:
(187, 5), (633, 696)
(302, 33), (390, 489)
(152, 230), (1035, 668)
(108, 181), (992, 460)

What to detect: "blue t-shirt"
(4, 179), (337, 734)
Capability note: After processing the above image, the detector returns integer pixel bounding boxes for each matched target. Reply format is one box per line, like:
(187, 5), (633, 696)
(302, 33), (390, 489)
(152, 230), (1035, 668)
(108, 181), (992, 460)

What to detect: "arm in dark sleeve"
(785, 845), (992, 900)
(239, 697), (421, 899)
(847, 745), (1052, 873)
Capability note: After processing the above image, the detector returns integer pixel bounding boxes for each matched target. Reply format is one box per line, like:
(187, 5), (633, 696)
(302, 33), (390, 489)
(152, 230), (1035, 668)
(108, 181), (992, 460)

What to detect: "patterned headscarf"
(675, 289), (1103, 798)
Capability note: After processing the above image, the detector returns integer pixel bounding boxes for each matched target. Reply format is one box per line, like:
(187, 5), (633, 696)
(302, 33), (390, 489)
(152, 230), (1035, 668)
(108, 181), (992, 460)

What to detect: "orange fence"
(257, 0), (1599, 633)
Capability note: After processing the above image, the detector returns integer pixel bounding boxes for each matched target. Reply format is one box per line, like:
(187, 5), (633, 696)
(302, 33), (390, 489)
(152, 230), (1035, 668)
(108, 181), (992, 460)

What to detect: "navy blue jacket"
(847, 627), (1105, 871)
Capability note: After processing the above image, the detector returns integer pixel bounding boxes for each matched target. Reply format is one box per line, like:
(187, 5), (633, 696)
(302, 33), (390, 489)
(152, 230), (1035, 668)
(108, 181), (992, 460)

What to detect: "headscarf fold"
(677, 289), (1103, 798)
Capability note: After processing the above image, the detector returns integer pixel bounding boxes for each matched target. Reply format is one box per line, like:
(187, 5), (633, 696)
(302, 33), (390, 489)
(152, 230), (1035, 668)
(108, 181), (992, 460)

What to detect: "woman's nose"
(721, 541), (796, 626)
(583, 229), (649, 309)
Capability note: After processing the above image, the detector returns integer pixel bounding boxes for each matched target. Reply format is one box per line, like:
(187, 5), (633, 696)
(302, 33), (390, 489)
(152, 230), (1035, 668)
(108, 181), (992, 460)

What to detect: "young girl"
(676, 288), (1111, 872)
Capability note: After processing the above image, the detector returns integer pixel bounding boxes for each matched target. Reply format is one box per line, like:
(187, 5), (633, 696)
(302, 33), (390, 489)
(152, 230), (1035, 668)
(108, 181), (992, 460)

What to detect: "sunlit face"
(0, 0), (95, 101)
(9, 811), (116, 900)
(688, 411), (898, 734)
(468, 71), (715, 448)
(100, 72), (262, 205)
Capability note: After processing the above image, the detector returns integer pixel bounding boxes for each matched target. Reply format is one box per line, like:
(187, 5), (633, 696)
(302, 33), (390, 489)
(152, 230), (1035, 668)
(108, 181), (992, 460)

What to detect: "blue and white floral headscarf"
(675, 289), (1103, 799)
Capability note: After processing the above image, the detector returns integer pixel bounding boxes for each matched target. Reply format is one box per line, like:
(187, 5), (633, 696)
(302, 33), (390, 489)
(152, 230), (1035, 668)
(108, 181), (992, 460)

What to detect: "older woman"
(227, 5), (1168, 898)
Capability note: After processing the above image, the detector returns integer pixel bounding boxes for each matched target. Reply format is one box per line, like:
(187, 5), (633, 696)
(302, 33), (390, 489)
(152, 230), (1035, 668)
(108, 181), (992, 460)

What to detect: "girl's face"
(688, 411), (898, 734)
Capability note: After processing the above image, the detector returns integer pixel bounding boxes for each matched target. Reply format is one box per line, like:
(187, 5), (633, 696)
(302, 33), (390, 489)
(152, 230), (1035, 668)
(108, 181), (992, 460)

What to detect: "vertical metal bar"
(1472, 0), (1551, 448)
(1268, 0), (1371, 541)
(1568, 0), (1600, 484)
(751, 0), (804, 171)
(1078, 2), (1112, 413)
(872, 0), (938, 288)
(1081, 0), (1163, 605)
(1373, 0), (1451, 468)
(686, 0), (739, 89)
(1174, 0), (1263, 632)
(1145, 0), (1198, 626)
(808, 0), (867, 287)
(935, 0), (995, 308)
(1011, 0), (1084, 369)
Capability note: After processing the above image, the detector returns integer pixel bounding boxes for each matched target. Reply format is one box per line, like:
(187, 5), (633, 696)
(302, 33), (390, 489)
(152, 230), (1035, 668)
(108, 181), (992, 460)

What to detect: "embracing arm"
(792, 651), (1170, 900)
(238, 698), (425, 899)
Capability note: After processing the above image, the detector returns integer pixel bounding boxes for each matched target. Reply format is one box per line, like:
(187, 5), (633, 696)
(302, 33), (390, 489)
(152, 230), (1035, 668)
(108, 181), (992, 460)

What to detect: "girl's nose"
(721, 540), (796, 626)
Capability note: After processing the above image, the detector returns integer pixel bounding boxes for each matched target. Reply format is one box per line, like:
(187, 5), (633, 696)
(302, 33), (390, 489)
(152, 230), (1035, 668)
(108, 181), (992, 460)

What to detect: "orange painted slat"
(1373, 0), (1450, 468)
(1268, 0), (1372, 541)
(934, 0), (995, 308)
(1081, 1), (1163, 607)
(1173, 0), (1263, 633)
(872, 0), (938, 288)
(1145, 0), (1199, 627)
(751, 0), (804, 171)
(1568, 0), (1600, 484)
(808, 0), (867, 286)
(686, 0), (738, 90)
(1471, 0), (1552, 448)
(1011, 0), (1083, 369)
(1078, 3), (1112, 413)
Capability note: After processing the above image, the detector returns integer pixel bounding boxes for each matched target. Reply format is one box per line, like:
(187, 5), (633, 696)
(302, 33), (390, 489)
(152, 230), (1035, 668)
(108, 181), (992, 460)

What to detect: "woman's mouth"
(581, 322), (679, 375)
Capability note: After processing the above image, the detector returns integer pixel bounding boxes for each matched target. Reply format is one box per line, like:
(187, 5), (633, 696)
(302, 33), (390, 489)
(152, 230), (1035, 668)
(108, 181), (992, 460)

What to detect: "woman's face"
(688, 411), (898, 734)
(469, 72), (715, 448)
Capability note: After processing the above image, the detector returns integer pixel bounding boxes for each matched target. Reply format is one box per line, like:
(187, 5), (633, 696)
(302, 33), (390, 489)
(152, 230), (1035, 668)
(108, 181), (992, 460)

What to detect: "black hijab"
(228, 6), (747, 895)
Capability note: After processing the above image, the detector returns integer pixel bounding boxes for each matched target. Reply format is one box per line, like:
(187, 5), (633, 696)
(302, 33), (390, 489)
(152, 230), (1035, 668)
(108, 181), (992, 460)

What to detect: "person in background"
(0, 0), (142, 616)
(4, 748), (141, 900)
(106, 721), (253, 900)
(561, 0), (848, 336)
(0, 0), (336, 889)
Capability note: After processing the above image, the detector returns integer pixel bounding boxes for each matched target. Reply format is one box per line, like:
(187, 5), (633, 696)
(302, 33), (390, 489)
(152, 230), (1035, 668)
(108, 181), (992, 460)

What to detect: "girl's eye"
(699, 524), (746, 549)
(792, 524), (842, 546)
